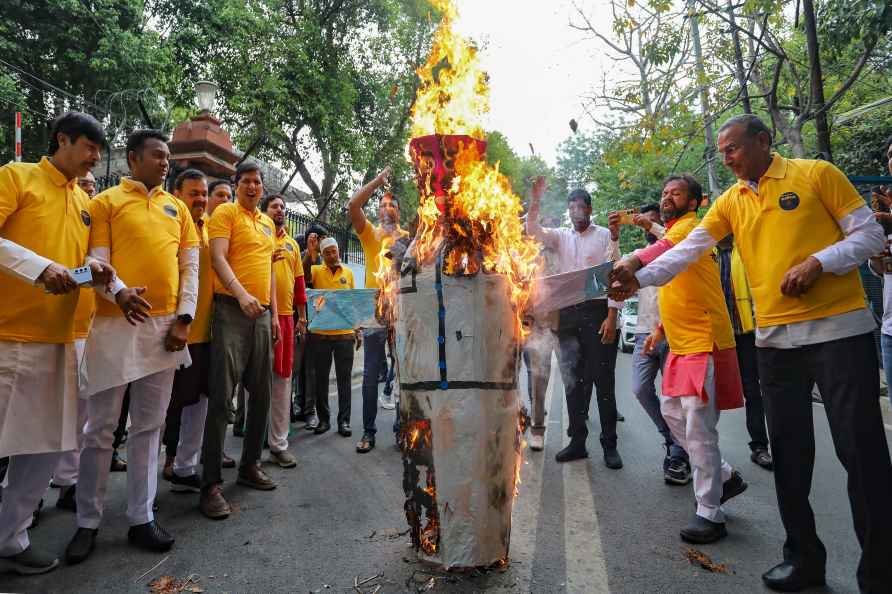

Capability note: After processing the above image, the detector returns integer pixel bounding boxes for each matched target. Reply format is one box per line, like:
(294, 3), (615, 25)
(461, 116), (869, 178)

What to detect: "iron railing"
(284, 209), (364, 265)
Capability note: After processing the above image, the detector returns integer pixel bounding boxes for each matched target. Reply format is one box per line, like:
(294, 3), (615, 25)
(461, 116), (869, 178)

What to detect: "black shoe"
(356, 433), (375, 453)
(338, 422), (352, 437)
(56, 484), (77, 511)
(305, 414), (320, 431)
(555, 443), (588, 463)
(761, 561), (825, 592)
(314, 421), (331, 435)
(65, 527), (98, 565)
(680, 515), (727, 544)
(0, 545), (59, 575)
(721, 470), (748, 504)
(751, 447), (774, 470)
(603, 447), (623, 469)
(233, 425), (245, 438)
(617, 411), (625, 422)
(664, 457), (692, 485)
(170, 473), (201, 493)
(110, 451), (127, 472)
(127, 521), (174, 552)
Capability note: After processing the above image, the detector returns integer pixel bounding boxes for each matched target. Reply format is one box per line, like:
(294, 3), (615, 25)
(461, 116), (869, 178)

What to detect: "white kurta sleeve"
(0, 237), (53, 284)
(89, 247), (127, 303)
(812, 205), (884, 275)
(635, 226), (717, 287)
(176, 247), (199, 318)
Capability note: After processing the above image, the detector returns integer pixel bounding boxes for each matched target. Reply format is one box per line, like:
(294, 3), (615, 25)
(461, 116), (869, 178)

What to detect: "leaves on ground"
(683, 548), (733, 574)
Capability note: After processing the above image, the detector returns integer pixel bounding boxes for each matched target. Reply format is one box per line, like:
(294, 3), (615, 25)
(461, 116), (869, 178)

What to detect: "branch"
(813, 34), (881, 119)
(282, 124), (321, 199)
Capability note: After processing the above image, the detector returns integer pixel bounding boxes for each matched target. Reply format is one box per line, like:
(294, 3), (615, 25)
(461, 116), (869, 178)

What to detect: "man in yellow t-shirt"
(203, 162), (280, 519)
(346, 167), (408, 452)
(67, 129), (200, 566)
(160, 169), (234, 491)
(262, 193), (307, 468)
(612, 175), (746, 546)
(0, 112), (116, 576)
(309, 237), (356, 436)
(611, 115), (892, 593)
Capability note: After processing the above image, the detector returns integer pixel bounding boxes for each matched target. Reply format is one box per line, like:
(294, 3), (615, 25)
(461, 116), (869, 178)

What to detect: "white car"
(618, 298), (639, 353)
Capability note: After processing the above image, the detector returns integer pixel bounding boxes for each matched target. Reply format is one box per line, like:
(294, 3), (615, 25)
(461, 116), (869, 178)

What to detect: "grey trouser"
(631, 333), (687, 461)
(203, 295), (272, 486)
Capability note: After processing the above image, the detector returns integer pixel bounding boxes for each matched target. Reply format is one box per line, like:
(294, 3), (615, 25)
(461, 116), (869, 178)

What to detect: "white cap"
(320, 237), (338, 252)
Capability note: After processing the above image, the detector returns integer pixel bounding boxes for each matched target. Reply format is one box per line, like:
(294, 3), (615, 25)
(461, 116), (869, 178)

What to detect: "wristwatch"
(177, 314), (193, 325)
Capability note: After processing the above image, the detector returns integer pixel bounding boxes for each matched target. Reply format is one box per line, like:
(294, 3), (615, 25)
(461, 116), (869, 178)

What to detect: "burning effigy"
(378, 0), (541, 570)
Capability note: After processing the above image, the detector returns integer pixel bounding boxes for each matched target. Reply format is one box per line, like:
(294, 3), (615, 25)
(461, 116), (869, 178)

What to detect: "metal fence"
(94, 173), (120, 193)
(284, 209), (364, 265)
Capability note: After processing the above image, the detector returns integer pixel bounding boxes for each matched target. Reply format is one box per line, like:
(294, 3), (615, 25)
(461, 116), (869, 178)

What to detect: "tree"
(149, 0), (438, 221)
(0, 0), (173, 162)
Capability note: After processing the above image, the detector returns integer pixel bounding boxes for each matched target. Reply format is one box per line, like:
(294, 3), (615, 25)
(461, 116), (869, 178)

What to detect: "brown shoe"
(222, 453), (236, 469)
(237, 463), (277, 490)
(199, 484), (231, 519)
(162, 455), (174, 481)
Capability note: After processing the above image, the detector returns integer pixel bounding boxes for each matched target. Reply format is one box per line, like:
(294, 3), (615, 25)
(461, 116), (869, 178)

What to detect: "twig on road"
(134, 555), (170, 583)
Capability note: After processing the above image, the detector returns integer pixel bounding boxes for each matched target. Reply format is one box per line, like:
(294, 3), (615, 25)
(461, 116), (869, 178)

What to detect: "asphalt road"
(4, 352), (888, 594)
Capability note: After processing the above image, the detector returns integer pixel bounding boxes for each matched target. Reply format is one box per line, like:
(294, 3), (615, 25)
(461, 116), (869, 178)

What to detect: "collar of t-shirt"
(121, 177), (164, 197)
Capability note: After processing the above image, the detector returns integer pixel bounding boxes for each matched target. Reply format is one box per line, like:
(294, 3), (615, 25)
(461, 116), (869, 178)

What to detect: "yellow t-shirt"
(357, 223), (409, 288)
(74, 288), (96, 339)
(273, 230), (304, 316)
(189, 217), (213, 344)
(310, 263), (354, 335)
(700, 155), (866, 328)
(659, 212), (736, 355)
(208, 202), (276, 306)
(0, 157), (91, 343)
(90, 179), (199, 318)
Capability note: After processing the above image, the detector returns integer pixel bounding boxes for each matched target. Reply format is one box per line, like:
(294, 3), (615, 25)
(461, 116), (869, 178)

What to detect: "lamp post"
(195, 80), (219, 114)
(168, 79), (238, 181)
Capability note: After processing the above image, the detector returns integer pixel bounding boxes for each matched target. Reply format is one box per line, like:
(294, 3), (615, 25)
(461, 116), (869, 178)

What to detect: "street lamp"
(195, 80), (218, 113)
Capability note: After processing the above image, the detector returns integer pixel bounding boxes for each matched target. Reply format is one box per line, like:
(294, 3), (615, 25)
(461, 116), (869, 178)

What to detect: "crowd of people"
(0, 109), (891, 593)
(0, 111), (406, 576)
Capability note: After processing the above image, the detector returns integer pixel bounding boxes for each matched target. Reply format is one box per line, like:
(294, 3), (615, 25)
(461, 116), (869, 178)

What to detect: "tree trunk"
(801, 0), (832, 160)
(727, 0), (752, 113)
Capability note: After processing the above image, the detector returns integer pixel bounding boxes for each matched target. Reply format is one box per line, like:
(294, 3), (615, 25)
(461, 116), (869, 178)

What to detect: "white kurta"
(83, 314), (191, 397)
(0, 340), (78, 457)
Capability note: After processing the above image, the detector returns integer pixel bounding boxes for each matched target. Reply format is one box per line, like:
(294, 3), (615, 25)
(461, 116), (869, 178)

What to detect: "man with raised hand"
(0, 112), (114, 576)
(65, 129), (199, 564)
(346, 167), (409, 453)
(610, 114), (892, 593)
(263, 193), (307, 468)
(526, 177), (623, 469)
(201, 162), (280, 520)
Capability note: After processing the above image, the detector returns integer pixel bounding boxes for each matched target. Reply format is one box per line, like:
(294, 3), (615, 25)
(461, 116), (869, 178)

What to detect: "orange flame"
(404, 0), (540, 336)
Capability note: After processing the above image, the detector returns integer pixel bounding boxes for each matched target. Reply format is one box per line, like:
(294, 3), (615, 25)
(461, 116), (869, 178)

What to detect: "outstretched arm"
(348, 167), (391, 235)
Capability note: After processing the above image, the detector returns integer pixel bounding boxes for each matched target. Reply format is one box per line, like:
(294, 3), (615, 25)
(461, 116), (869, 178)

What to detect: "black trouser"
(163, 343), (210, 457)
(735, 332), (769, 451)
(294, 333), (315, 416)
(203, 295), (272, 486)
(757, 332), (892, 592)
(556, 300), (618, 449)
(312, 334), (354, 426)
(112, 386), (131, 450)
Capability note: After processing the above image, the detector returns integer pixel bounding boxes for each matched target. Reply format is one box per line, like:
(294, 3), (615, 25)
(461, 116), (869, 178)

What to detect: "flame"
(410, 0), (488, 140)
(403, 0), (540, 336)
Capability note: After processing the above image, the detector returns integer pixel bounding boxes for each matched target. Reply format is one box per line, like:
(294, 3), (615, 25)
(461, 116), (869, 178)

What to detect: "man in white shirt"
(869, 137), (892, 410)
(526, 178), (623, 468)
(627, 204), (690, 485)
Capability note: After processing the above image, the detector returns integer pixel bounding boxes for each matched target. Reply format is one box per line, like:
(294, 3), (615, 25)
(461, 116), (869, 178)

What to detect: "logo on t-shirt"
(778, 192), (800, 211)
(339, 277), (347, 285)
(163, 204), (178, 218)
(80, 209), (91, 226)
(285, 243), (294, 252)
(261, 225), (272, 237)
